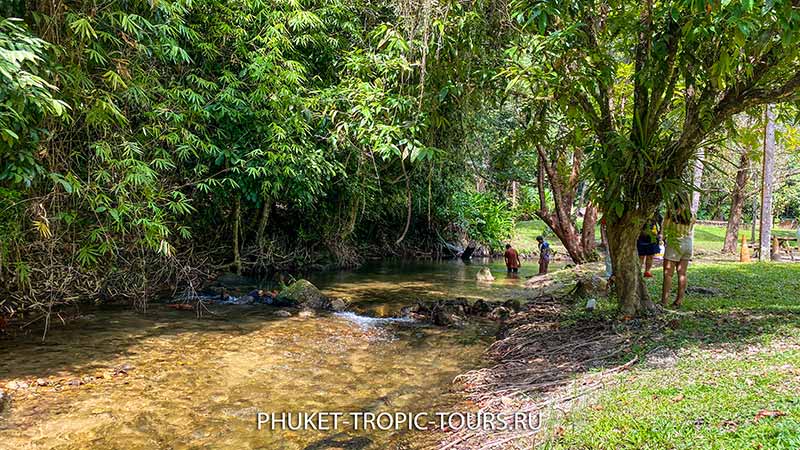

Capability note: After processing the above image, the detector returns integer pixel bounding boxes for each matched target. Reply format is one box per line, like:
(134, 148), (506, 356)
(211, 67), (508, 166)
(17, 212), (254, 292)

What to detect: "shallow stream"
(0, 259), (540, 449)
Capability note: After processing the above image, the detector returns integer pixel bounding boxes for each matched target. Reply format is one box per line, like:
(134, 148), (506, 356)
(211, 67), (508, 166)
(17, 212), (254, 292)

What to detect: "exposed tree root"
(442, 296), (648, 449)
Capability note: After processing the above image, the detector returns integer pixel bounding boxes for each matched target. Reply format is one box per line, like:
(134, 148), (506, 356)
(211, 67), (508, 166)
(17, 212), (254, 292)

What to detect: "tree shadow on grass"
(448, 262), (800, 448)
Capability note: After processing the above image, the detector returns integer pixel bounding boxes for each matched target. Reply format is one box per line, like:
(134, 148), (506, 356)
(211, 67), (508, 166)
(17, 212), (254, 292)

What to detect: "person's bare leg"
(645, 255), (654, 273)
(661, 260), (675, 306)
(674, 259), (689, 307)
(639, 255), (645, 271)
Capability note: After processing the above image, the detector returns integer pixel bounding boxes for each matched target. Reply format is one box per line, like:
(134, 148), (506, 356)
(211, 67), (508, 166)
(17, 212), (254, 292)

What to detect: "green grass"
(512, 219), (799, 257)
(549, 262), (800, 449)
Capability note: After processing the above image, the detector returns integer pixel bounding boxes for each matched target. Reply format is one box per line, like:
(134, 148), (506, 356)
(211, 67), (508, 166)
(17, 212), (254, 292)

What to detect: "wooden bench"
(747, 237), (798, 261)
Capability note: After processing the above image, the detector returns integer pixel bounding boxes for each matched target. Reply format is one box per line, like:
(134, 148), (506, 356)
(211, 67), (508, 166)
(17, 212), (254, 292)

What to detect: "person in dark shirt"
(637, 211), (663, 278)
(504, 244), (521, 273)
(536, 236), (551, 275)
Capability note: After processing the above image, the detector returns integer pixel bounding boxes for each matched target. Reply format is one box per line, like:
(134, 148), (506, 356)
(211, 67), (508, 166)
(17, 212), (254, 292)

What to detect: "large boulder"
(276, 279), (329, 309)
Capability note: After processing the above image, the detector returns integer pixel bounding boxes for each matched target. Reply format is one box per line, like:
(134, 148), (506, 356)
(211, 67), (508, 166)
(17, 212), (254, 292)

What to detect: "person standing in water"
(661, 194), (695, 308)
(504, 244), (521, 273)
(536, 236), (551, 275)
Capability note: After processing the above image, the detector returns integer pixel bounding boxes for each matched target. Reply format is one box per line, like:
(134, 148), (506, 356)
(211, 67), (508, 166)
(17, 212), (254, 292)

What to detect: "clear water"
(0, 258), (543, 449)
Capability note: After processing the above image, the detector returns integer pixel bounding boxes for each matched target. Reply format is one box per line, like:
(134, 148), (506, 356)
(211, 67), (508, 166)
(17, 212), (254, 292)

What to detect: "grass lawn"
(505, 220), (800, 448)
(513, 219), (799, 257)
(547, 262), (800, 449)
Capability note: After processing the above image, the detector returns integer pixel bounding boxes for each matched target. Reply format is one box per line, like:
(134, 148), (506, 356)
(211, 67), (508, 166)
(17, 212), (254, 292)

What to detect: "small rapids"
(0, 259), (526, 449)
(334, 311), (417, 329)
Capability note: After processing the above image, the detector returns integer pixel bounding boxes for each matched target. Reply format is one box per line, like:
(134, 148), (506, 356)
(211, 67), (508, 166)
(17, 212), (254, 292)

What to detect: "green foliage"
(453, 191), (514, 249)
(0, 18), (67, 186)
(0, 0), (510, 313)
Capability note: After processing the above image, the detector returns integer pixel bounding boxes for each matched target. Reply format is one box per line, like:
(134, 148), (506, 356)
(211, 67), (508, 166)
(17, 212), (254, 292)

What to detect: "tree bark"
(722, 150), (750, 253)
(255, 200), (270, 246)
(232, 197), (242, 275)
(759, 105), (776, 261)
(535, 145), (597, 263)
(691, 148), (704, 216)
(606, 213), (657, 317)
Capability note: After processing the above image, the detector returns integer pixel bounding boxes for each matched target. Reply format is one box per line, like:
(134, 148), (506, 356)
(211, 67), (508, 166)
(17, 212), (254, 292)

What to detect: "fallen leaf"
(754, 410), (786, 422)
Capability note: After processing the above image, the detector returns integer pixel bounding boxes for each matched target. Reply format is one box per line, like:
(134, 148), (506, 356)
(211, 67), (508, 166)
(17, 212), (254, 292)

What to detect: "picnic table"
(748, 236), (798, 260)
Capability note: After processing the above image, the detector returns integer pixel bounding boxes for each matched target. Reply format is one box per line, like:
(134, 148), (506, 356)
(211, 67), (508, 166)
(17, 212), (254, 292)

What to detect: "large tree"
(506, 0), (800, 315)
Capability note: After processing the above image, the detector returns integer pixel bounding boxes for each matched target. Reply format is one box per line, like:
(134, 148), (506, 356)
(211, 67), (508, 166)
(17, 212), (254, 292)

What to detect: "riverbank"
(0, 259), (526, 449)
(443, 262), (800, 449)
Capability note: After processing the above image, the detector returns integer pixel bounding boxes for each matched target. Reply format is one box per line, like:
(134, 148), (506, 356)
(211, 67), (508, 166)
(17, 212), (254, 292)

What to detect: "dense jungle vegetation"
(1, 0), (513, 317)
(4, 0), (800, 319)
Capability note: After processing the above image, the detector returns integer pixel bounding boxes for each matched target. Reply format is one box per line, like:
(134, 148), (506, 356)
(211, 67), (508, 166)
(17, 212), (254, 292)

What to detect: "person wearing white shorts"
(661, 197), (694, 308)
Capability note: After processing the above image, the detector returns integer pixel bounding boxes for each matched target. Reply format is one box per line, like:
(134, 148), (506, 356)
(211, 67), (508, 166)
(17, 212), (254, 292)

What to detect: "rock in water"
(0, 389), (9, 413)
(470, 299), (492, 315)
(329, 298), (347, 312)
(6, 380), (28, 390)
(476, 267), (495, 282)
(274, 310), (292, 317)
(276, 279), (329, 309)
(298, 309), (315, 318)
(432, 304), (465, 327)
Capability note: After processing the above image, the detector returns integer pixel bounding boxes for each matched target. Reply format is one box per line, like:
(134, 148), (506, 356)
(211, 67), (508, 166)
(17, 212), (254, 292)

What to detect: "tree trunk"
(606, 214), (657, 317)
(510, 180), (518, 208)
(581, 202), (598, 255)
(535, 145), (596, 263)
(691, 148), (704, 216)
(722, 150), (750, 253)
(759, 105), (776, 261)
(256, 200), (270, 246)
(232, 197), (242, 275)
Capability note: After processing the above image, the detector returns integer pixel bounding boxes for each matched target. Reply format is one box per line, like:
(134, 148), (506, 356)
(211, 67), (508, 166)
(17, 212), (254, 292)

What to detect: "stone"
(329, 298), (347, 312)
(476, 267), (495, 282)
(35, 378), (48, 387)
(276, 279), (327, 308)
(502, 299), (522, 312)
(6, 380), (28, 390)
(0, 389), (9, 414)
(68, 379), (82, 386)
(431, 303), (465, 327)
(274, 310), (292, 317)
(298, 309), (315, 318)
(470, 299), (492, 315)
(488, 306), (511, 321)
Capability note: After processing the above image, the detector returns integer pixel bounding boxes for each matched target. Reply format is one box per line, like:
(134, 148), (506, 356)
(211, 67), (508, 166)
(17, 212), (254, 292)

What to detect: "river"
(0, 259), (541, 449)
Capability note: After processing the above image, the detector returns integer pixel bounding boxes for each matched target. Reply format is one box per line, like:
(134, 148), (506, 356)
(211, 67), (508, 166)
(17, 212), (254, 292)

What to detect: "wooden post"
(771, 236), (781, 261)
(740, 235), (751, 262)
(759, 105), (776, 262)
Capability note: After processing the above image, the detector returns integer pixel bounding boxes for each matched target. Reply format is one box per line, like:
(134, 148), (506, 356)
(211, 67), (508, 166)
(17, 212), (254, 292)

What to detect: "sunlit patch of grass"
(549, 263), (800, 449)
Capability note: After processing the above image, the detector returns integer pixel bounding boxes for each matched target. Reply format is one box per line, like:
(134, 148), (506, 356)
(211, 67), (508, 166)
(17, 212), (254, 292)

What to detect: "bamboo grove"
(1, 0), (509, 317)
